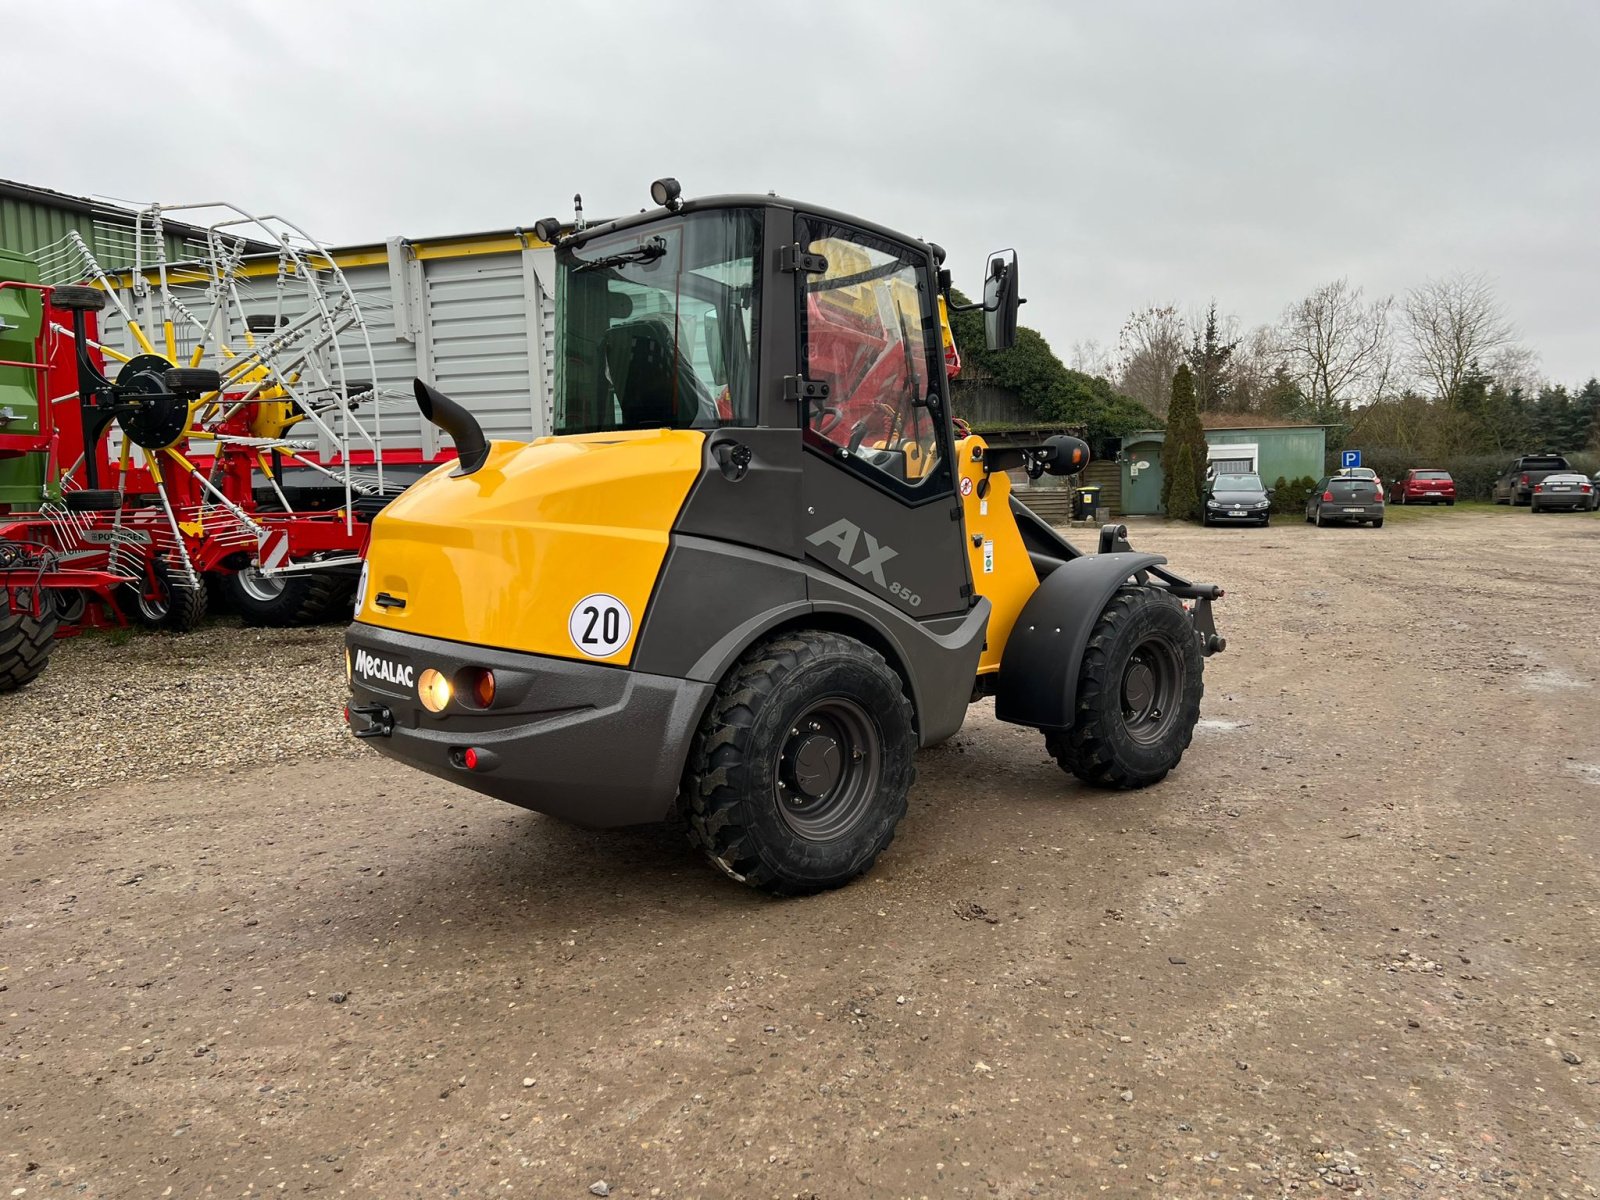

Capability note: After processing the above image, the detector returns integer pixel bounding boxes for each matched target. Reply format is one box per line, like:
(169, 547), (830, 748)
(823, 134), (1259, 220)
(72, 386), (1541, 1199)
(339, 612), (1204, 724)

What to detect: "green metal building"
(0, 178), (223, 277)
(1118, 422), (1330, 515)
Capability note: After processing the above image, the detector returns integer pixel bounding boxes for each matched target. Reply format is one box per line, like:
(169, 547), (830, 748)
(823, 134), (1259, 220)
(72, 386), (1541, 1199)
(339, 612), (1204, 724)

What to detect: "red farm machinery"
(1, 206), (402, 692)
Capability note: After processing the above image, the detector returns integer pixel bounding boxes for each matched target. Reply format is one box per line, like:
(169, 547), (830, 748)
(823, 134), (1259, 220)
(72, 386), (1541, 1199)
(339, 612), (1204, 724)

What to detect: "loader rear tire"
(0, 602), (57, 693)
(1045, 587), (1202, 790)
(681, 630), (915, 895)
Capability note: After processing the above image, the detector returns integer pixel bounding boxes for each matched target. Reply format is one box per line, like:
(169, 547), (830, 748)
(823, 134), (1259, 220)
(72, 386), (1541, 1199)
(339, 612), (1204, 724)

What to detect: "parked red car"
(1389, 469), (1456, 506)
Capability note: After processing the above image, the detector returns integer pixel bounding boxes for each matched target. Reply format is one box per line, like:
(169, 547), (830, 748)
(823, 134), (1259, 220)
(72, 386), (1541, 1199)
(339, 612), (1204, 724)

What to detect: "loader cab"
(547, 193), (1013, 622)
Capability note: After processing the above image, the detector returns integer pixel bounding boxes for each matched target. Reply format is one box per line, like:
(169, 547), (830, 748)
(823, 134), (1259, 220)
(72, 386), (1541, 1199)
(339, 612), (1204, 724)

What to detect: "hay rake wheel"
(30, 202), (398, 632)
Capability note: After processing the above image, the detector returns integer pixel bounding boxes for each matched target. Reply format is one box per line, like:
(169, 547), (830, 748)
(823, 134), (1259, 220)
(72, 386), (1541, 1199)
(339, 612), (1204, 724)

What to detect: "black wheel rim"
(774, 697), (881, 840)
(1120, 638), (1182, 747)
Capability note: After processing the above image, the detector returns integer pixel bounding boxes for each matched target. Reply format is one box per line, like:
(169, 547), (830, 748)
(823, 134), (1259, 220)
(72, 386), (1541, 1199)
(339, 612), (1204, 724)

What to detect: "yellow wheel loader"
(345, 181), (1225, 894)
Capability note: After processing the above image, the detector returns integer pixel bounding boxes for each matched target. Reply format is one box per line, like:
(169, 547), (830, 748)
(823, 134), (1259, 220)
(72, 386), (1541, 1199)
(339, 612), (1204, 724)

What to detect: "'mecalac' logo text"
(354, 648), (414, 689)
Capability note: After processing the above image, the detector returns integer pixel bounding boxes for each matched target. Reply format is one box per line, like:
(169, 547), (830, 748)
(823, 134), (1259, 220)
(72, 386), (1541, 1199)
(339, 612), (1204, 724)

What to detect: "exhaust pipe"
(414, 378), (489, 476)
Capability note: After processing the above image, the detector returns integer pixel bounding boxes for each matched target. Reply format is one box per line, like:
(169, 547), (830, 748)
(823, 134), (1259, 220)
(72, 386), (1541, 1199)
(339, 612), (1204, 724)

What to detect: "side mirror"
(983, 250), (1021, 351)
(1265, 488), (1276, 499)
(1041, 434), (1091, 476)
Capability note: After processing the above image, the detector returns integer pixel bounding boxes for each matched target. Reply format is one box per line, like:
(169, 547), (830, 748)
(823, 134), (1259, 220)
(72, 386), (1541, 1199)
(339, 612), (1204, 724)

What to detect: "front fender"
(994, 552), (1167, 731)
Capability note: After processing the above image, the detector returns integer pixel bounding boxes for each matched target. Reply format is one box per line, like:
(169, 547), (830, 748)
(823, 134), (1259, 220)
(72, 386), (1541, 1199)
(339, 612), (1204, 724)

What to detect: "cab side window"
(798, 220), (948, 496)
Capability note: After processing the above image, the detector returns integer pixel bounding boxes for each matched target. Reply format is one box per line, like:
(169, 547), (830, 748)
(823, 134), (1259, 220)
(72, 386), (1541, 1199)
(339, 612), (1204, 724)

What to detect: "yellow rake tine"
(125, 319), (158, 357)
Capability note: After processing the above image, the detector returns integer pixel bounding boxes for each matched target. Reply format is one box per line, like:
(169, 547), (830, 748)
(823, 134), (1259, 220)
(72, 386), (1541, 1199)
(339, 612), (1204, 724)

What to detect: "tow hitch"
(349, 703), (394, 738)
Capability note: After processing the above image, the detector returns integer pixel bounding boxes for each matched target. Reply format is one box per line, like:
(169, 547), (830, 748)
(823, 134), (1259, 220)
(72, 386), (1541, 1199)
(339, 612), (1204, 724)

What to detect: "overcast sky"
(7, 0), (1597, 386)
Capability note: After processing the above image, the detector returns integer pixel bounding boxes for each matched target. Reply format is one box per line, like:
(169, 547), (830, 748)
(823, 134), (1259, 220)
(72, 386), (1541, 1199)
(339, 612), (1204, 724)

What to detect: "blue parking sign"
(1340, 450), (1362, 470)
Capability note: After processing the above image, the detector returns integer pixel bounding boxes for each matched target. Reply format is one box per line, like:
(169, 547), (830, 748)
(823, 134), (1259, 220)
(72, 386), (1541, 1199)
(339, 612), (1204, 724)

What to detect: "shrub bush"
(1269, 474), (1318, 514)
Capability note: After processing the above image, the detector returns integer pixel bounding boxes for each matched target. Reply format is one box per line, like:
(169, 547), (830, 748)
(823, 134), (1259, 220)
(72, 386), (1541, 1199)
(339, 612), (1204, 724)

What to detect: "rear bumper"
(1531, 494), (1589, 509)
(344, 623), (713, 828)
(1402, 490), (1453, 502)
(1319, 504), (1384, 522)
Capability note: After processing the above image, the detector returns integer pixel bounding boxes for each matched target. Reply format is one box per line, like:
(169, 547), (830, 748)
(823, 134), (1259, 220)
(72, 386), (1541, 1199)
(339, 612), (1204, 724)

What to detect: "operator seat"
(603, 320), (680, 428)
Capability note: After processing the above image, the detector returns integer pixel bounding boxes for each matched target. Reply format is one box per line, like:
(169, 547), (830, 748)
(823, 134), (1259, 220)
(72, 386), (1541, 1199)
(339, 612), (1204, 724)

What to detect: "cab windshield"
(553, 208), (761, 435)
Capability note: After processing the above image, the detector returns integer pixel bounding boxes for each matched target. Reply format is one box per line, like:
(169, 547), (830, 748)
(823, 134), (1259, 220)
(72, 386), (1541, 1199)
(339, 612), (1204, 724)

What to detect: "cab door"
(794, 217), (971, 619)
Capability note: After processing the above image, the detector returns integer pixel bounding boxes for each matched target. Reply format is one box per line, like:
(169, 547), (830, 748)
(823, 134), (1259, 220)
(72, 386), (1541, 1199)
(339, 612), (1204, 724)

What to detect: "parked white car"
(1530, 473), (1596, 512)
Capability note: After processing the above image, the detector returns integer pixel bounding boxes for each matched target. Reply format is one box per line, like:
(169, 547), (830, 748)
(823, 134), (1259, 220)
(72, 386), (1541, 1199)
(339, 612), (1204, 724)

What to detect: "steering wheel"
(813, 403), (845, 436)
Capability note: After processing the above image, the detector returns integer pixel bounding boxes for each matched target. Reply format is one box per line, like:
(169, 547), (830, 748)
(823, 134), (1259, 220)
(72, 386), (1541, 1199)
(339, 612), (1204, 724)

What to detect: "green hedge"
(1269, 475), (1319, 514)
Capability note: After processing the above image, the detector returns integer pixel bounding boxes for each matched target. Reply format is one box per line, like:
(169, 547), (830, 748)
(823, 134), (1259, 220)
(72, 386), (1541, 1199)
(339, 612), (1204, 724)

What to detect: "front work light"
(418, 667), (453, 713)
(650, 177), (682, 210)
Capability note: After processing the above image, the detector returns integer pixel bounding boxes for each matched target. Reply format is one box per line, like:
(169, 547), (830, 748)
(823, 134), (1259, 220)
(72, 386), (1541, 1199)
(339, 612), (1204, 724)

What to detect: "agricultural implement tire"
(224, 567), (350, 627)
(164, 368), (222, 397)
(681, 630), (915, 895)
(50, 284), (106, 312)
(62, 489), (123, 512)
(0, 604), (58, 693)
(61, 489), (121, 512)
(51, 588), (88, 624)
(119, 560), (208, 633)
(1044, 587), (1203, 790)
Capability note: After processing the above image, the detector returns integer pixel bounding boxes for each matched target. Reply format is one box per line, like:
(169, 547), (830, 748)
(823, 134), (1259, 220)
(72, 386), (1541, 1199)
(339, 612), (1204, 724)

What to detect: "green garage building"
(1118, 420), (1330, 515)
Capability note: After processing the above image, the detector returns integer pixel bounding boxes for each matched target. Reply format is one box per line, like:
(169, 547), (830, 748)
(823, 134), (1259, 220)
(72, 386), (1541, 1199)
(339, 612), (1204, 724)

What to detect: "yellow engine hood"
(355, 429), (706, 665)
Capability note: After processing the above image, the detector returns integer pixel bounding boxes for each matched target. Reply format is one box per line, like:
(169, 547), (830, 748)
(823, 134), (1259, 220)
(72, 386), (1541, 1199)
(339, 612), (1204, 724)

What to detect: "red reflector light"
(460, 667), (496, 709)
(343, 704), (350, 723)
(463, 747), (480, 770)
(1534, 484), (1543, 492)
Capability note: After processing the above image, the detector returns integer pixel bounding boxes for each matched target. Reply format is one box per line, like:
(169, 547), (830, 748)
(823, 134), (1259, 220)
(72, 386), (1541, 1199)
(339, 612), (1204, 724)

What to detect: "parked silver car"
(1530, 472), (1596, 512)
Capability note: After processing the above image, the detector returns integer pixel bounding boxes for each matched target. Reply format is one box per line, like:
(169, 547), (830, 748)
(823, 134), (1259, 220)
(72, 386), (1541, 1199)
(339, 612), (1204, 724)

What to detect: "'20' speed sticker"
(568, 593), (632, 657)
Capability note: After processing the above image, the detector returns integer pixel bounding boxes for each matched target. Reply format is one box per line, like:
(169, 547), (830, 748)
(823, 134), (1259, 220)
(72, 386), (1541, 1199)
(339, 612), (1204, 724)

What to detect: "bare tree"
(1115, 305), (1187, 417)
(1228, 324), (1286, 413)
(1487, 344), (1542, 398)
(1402, 271), (1517, 408)
(1069, 337), (1113, 379)
(1280, 278), (1395, 412)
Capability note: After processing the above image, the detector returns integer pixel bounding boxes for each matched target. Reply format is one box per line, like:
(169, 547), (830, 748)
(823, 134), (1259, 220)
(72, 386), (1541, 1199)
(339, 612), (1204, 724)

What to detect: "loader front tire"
(1045, 587), (1202, 790)
(682, 630), (915, 895)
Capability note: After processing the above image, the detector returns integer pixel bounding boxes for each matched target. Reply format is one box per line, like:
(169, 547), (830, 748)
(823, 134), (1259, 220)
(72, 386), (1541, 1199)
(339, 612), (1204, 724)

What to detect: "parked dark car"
(1530, 472), (1595, 512)
(1307, 474), (1384, 527)
(1389, 469), (1456, 505)
(1492, 454), (1571, 506)
(1202, 471), (1273, 526)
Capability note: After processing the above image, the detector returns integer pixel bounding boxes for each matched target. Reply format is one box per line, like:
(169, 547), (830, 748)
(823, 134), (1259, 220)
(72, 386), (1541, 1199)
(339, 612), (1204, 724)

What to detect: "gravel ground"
(2, 507), (1599, 1198)
(1, 620), (357, 808)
